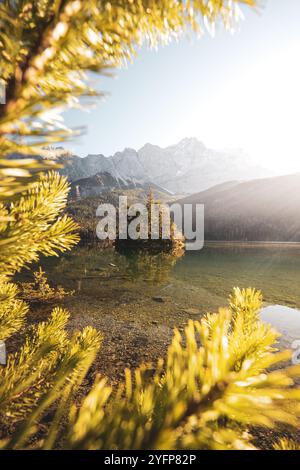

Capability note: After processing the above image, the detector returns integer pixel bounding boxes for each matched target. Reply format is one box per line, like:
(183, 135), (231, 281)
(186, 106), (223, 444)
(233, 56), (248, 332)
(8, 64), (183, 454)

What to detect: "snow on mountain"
(45, 138), (271, 195)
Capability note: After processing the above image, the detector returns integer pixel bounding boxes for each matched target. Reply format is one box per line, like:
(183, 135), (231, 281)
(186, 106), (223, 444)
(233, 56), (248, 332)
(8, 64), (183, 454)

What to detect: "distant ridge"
(33, 138), (271, 195)
(175, 173), (300, 242)
(69, 171), (172, 199)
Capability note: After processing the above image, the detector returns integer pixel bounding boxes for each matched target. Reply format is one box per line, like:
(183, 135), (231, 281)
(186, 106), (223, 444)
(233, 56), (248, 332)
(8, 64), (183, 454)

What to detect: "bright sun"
(202, 41), (300, 174)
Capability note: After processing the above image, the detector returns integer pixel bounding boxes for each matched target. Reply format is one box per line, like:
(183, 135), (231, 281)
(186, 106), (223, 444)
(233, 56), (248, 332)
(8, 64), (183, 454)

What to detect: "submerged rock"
(183, 307), (201, 316)
(152, 296), (165, 303)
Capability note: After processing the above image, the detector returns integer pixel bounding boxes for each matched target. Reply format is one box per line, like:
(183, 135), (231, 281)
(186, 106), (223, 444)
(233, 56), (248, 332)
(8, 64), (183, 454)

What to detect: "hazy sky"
(64, 0), (300, 174)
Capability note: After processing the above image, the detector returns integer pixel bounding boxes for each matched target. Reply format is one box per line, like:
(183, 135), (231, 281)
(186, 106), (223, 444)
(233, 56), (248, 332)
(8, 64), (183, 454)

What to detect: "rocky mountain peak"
(42, 138), (271, 195)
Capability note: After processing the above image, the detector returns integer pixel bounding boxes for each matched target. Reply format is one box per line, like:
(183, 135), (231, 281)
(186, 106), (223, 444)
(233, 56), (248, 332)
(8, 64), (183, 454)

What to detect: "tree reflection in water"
(116, 245), (185, 285)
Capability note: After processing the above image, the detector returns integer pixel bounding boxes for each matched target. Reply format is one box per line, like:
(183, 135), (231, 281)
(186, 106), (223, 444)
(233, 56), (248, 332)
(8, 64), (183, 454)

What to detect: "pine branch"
(0, 171), (79, 276)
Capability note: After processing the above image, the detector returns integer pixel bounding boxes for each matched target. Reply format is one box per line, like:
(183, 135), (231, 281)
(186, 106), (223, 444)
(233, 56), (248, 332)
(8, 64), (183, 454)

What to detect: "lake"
(42, 242), (300, 308)
(26, 243), (300, 382)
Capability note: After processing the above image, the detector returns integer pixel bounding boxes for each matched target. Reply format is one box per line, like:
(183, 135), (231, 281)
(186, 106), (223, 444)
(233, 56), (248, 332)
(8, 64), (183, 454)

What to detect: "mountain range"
(40, 138), (270, 196)
(176, 172), (300, 241)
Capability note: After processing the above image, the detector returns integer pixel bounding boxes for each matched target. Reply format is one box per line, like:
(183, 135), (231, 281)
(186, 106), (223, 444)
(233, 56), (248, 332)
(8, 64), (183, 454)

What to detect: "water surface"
(42, 243), (300, 311)
(25, 243), (300, 381)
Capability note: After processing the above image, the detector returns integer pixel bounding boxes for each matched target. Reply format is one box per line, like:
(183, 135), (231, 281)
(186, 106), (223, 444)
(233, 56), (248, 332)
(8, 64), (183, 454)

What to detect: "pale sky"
(64, 0), (300, 174)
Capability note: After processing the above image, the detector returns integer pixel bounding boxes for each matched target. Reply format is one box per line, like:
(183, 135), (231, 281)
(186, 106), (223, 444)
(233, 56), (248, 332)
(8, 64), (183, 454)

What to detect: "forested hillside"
(176, 173), (300, 241)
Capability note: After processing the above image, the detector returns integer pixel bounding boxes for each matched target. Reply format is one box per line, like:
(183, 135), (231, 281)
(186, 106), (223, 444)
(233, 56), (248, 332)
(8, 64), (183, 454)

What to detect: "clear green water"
(173, 244), (300, 308)
(41, 243), (300, 311)
(28, 243), (300, 381)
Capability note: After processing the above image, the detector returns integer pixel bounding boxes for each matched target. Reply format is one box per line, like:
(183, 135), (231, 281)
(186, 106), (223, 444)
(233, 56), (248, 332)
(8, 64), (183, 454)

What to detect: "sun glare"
(203, 41), (300, 173)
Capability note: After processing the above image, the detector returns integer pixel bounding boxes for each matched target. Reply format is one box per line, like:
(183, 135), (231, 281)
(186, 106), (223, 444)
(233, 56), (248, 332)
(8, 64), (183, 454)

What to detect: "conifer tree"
(2, 0), (300, 451)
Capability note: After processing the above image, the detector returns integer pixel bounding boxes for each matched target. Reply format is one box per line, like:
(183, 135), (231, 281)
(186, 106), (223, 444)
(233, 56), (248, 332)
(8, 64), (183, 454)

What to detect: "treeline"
(204, 215), (300, 241)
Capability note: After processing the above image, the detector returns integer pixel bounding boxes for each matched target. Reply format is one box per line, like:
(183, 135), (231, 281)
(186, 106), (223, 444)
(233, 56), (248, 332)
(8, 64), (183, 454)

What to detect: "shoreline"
(204, 240), (300, 247)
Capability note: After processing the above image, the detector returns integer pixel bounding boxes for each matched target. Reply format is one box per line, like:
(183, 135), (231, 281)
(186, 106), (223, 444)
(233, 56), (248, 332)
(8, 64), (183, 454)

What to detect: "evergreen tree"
(2, 0), (300, 451)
